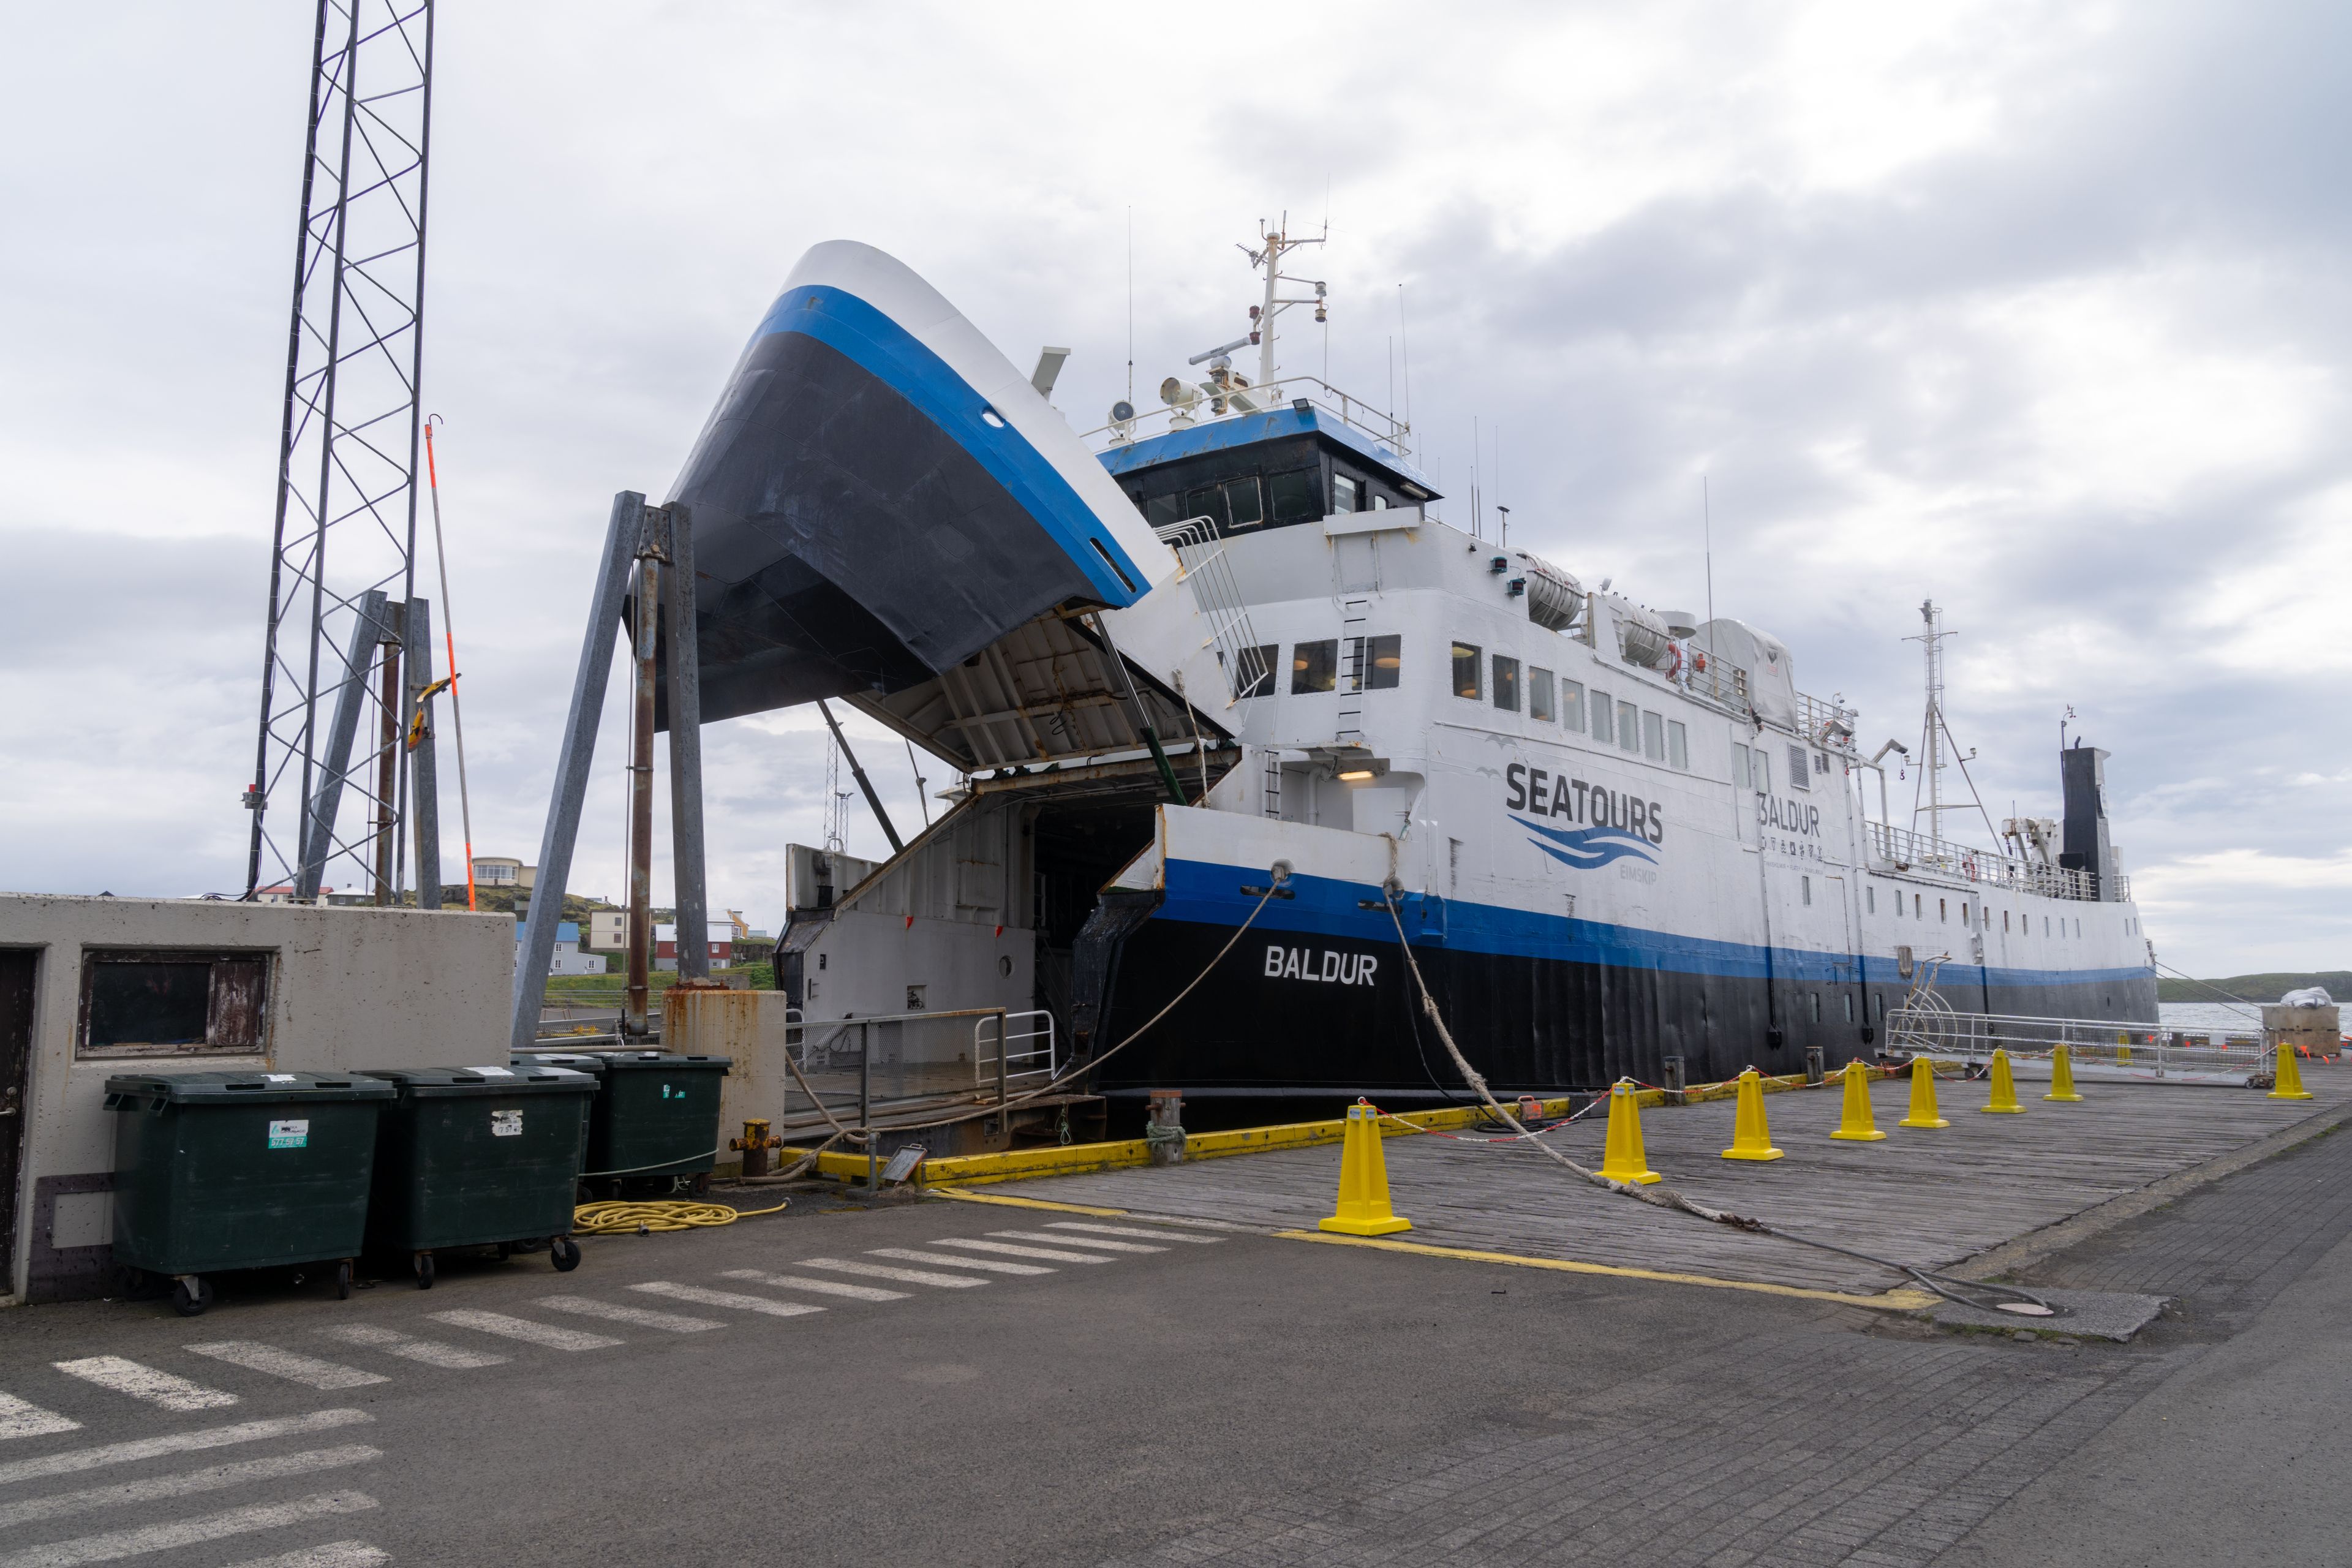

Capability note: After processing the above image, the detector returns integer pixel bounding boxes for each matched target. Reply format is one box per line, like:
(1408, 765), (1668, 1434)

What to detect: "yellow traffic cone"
(1721, 1068), (1784, 1161)
(1899, 1057), (1949, 1128)
(1830, 1059), (1887, 1141)
(1318, 1099), (1413, 1235)
(1982, 1048), (2026, 1113)
(1598, 1079), (1662, 1183)
(2045, 1044), (2083, 1102)
(2271, 1041), (2315, 1101)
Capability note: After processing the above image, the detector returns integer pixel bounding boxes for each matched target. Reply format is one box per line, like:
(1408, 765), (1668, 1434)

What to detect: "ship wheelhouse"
(1102, 406), (1436, 541)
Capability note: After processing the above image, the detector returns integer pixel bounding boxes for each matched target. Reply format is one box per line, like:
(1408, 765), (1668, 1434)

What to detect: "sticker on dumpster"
(473, 1066), (515, 1077)
(490, 1111), (523, 1137)
(264, 1073), (296, 1083)
(268, 1119), (309, 1150)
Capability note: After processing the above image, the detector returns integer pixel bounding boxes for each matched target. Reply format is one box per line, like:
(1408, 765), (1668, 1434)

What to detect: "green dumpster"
(578, 1052), (731, 1194)
(360, 1065), (598, 1288)
(105, 1069), (395, 1317)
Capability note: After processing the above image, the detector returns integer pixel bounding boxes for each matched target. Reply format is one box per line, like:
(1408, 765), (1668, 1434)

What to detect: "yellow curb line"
(1272, 1229), (1938, 1311)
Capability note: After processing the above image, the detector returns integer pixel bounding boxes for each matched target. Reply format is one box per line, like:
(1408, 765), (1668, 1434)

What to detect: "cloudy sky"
(3, 0), (2343, 977)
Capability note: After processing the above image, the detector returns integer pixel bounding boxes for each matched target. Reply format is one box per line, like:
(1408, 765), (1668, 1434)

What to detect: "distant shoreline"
(2155, 970), (2349, 1005)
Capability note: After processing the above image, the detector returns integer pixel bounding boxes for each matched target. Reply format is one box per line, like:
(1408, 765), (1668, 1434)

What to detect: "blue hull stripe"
(1159, 857), (2152, 993)
(752, 285), (1147, 608)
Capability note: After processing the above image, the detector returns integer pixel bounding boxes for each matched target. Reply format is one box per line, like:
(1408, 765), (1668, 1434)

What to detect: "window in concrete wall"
(78, 951), (271, 1059)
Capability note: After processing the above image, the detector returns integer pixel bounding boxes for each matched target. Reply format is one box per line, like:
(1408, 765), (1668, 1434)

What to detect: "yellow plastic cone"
(1899, 1057), (1950, 1128)
(1982, 1048), (2026, 1113)
(2045, 1044), (2083, 1102)
(1598, 1079), (1662, 1183)
(1830, 1059), (1887, 1141)
(1721, 1068), (1784, 1161)
(2271, 1041), (2315, 1101)
(1318, 1100), (1413, 1235)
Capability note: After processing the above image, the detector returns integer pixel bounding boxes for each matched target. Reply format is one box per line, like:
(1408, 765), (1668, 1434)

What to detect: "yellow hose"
(571, 1198), (790, 1234)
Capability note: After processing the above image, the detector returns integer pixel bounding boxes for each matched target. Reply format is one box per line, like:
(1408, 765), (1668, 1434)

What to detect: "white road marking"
(865, 1248), (1054, 1277)
(184, 1344), (388, 1391)
(719, 1269), (907, 1302)
(221, 1545), (388, 1568)
(627, 1283), (822, 1319)
(50, 1359), (237, 1413)
(929, 1238), (1108, 1264)
(0, 1411), (371, 1489)
(992, 1229), (1167, 1254)
(1045, 1221), (1223, 1244)
(426, 1310), (619, 1352)
(320, 1324), (506, 1370)
(537, 1297), (723, 1333)
(799, 1257), (988, 1289)
(0, 1445), (378, 1530)
(0, 1489), (376, 1567)
(0, 1396), (78, 1443)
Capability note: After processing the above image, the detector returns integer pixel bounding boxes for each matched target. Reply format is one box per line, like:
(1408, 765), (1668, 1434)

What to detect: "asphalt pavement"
(1, 1125), (2346, 1567)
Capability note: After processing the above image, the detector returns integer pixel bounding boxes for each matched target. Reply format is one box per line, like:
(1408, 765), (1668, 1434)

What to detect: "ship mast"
(1915, 600), (1947, 847)
(1247, 219), (1327, 392)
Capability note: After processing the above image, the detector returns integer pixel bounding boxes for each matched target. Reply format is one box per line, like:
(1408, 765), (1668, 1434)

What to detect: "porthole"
(979, 406), (1006, 428)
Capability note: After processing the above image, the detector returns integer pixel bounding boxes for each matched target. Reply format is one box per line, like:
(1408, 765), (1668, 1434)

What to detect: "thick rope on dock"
(572, 1198), (791, 1234)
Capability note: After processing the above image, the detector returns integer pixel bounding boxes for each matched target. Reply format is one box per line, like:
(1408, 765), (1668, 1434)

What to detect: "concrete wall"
(0, 894), (514, 1305)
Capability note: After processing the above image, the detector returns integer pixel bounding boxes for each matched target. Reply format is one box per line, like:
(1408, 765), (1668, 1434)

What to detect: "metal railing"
(1887, 1006), (2280, 1084)
(1085, 374), (1412, 456)
(1159, 521), (1274, 704)
(785, 1005), (1017, 1126)
(974, 1009), (1057, 1088)
(1683, 657), (1752, 720)
(1865, 820), (2122, 903)
(1795, 691), (1859, 752)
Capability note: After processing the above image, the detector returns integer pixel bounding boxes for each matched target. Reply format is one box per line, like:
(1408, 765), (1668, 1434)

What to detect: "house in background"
(472, 856), (535, 891)
(517, 920), (606, 976)
(654, 921), (736, 971)
(251, 884), (331, 907)
(587, 910), (626, 952)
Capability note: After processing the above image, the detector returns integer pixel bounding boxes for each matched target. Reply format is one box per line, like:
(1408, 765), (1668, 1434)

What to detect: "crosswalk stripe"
(798, 1257), (988, 1289)
(426, 1310), (619, 1352)
(320, 1324), (507, 1370)
(0, 1488), (376, 1568)
(627, 1283), (823, 1319)
(866, 1248), (1053, 1277)
(222, 1545), (388, 1568)
(0, 1395), (78, 1443)
(0, 1411), (372, 1490)
(992, 1229), (1167, 1254)
(1045, 1221), (1223, 1245)
(50, 1359), (237, 1413)
(537, 1297), (723, 1333)
(929, 1238), (1108, 1264)
(0, 1444), (378, 1531)
(184, 1344), (388, 1392)
(718, 1269), (908, 1303)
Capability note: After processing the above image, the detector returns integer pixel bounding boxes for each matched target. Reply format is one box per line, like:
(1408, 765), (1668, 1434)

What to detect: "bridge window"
(1292, 639), (1338, 695)
(1365, 634), (1401, 690)
(1224, 475), (1264, 529)
(1529, 668), (1554, 722)
(1493, 655), (1521, 712)
(1452, 643), (1482, 700)
(1269, 467), (1320, 524)
(1333, 473), (1360, 513)
(1667, 720), (1688, 771)
(1561, 679), (1585, 732)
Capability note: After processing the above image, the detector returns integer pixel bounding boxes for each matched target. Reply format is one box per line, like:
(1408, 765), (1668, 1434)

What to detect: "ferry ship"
(673, 233), (2157, 1105)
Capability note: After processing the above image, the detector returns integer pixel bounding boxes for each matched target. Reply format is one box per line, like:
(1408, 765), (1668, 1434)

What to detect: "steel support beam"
(402, 596), (442, 908)
(664, 505), (709, 979)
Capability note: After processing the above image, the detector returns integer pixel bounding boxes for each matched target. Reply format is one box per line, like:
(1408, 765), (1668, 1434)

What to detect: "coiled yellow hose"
(571, 1198), (790, 1234)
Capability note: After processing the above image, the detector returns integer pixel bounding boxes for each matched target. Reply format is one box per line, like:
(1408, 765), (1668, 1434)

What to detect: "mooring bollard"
(1805, 1046), (1825, 1086)
(1145, 1088), (1186, 1164)
(1663, 1055), (1687, 1098)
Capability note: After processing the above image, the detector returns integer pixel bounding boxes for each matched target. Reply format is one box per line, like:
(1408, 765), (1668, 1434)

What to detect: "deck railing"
(1865, 821), (2122, 903)
(1887, 1006), (2281, 1085)
(1087, 374), (1412, 456)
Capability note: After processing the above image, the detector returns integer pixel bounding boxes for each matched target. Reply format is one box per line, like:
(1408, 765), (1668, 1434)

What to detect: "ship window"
(1219, 643), (1278, 699)
(1145, 493), (1183, 532)
(1560, 679), (1585, 732)
(2045, 916), (2049, 935)
(1642, 710), (1665, 762)
(1787, 744), (1811, 791)
(1269, 467), (1320, 524)
(1591, 690), (1614, 743)
(2003, 910), (2010, 933)
(1372, 494), (1390, 510)
(1845, 993), (1855, 1022)
(1733, 742), (1751, 789)
(1667, 720), (1688, 771)
(1939, 899), (1947, 922)
(1915, 894), (1921, 918)
(1451, 643), (1482, 699)
(1529, 668), (1554, 722)
(1867, 886), (1876, 914)
(1492, 656), (1521, 712)
(1291, 639), (1338, 695)
(1184, 485), (1225, 529)
(1874, 993), (1884, 1021)
(1802, 875), (1812, 906)
(1810, 992), (1822, 1023)
(1617, 701), (1640, 753)
(1224, 475), (1264, 529)
(1365, 634), (1401, 690)
(1333, 473), (1360, 513)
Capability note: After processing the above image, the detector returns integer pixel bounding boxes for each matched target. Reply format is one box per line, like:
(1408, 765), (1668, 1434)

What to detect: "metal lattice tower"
(1909, 598), (1951, 847)
(243, 0), (439, 903)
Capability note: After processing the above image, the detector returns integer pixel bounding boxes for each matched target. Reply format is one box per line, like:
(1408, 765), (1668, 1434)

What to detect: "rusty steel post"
(624, 551), (661, 1041)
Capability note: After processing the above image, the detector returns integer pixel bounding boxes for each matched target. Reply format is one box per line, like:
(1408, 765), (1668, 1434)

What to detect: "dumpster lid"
(103, 1069), (397, 1102)
(359, 1065), (598, 1093)
(587, 1051), (733, 1072)
(511, 1052), (609, 1075)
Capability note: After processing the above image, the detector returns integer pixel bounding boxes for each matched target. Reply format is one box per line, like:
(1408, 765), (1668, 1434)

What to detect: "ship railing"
(1795, 690), (1860, 752)
(974, 1009), (1057, 1088)
(785, 1005), (1024, 1123)
(1886, 1007), (2280, 1085)
(1864, 821), (2120, 903)
(1683, 657), (1753, 720)
(1087, 374), (1414, 458)
(1159, 520), (1275, 704)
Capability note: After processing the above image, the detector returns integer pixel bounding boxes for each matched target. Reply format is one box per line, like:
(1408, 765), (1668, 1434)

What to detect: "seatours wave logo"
(1504, 762), (1663, 872)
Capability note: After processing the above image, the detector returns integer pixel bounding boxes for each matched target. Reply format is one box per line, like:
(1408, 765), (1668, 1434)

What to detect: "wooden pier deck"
(1016, 1070), (2352, 1296)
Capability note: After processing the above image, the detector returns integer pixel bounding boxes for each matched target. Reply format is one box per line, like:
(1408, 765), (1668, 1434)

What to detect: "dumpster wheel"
(170, 1275), (214, 1317)
(550, 1236), (582, 1271)
(336, 1259), (353, 1300)
(413, 1251), (436, 1290)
